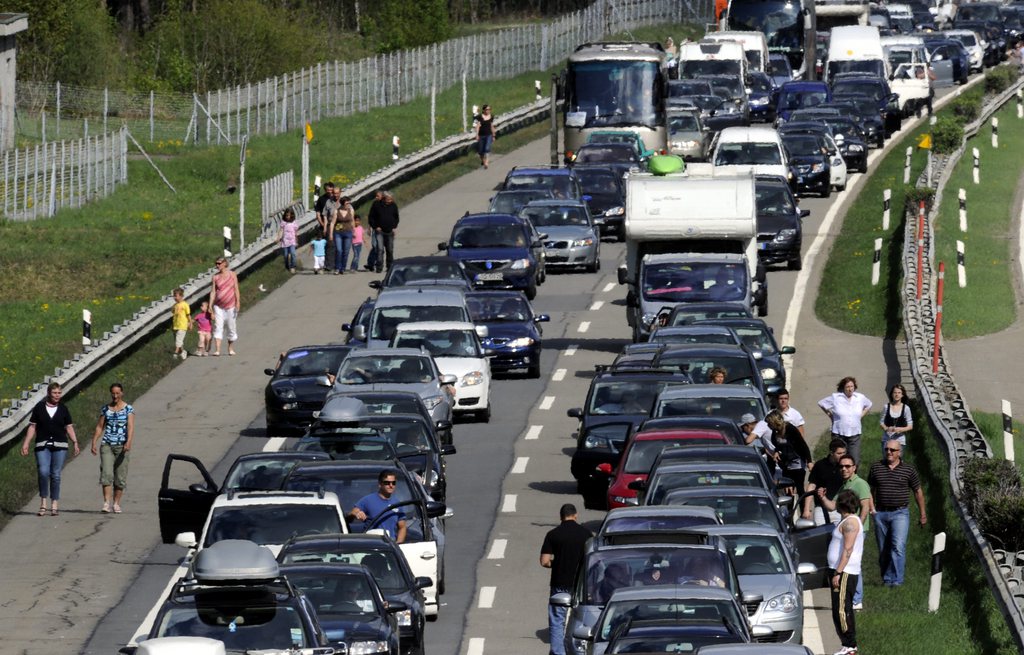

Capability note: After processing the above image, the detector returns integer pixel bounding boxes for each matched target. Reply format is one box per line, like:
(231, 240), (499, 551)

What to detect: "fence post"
(103, 87), (109, 133)
(958, 188), (967, 231)
(82, 309), (92, 347)
(872, 238), (883, 286)
(430, 83), (436, 145)
(882, 188), (891, 230)
(56, 81), (61, 137)
(462, 70), (468, 132)
(150, 90), (155, 142)
(223, 226), (232, 258)
(934, 261), (944, 373)
(903, 146), (912, 184)
(393, 135), (400, 161)
(957, 240), (966, 288)
(928, 532), (946, 612)
(972, 147), (980, 184)
(1003, 400), (1016, 462)
(41, 111), (46, 144)
(992, 116), (999, 149)
(916, 202), (925, 301)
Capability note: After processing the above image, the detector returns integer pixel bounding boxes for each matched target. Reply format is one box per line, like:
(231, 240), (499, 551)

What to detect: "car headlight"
(395, 609), (413, 627)
(349, 640), (390, 655)
(810, 163), (825, 173)
(571, 237), (594, 247)
(611, 496), (639, 506)
(848, 144), (864, 152)
(774, 228), (797, 243)
(275, 387), (297, 400)
(750, 96), (769, 106)
(764, 592), (799, 615)
(510, 258), (531, 270)
(506, 337), (536, 349)
(461, 371), (484, 386)
(605, 206), (625, 216)
(423, 395), (445, 410)
(583, 435), (614, 451)
(641, 312), (657, 327)
(760, 367), (779, 380)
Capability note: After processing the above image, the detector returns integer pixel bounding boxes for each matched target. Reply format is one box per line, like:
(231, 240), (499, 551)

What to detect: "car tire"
(757, 297), (769, 317)
(858, 163), (868, 174)
(525, 279), (537, 300)
(479, 404), (491, 422)
(787, 256), (802, 271)
(528, 362), (541, 379)
(819, 185), (830, 199)
(586, 256), (599, 273)
(632, 322), (643, 344)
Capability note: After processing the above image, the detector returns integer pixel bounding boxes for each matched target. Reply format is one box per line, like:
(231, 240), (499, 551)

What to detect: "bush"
(962, 458), (1024, 550)
(949, 94), (981, 124)
(904, 185), (936, 215)
(984, 65), (1020, 95)
(932, 115), (964, 154)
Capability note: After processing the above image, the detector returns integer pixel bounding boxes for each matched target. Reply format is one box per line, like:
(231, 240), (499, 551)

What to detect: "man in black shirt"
(803, 438), (848, 525)
(368, 191), (400, 272)
(540, 503), (592, 655)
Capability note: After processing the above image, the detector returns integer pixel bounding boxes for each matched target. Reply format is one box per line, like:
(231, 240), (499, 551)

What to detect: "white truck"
(815, 0), (870, 32)
(826, 25), (887, 83)
(881, 34), (933, 116)
(702, 31), (770, 72)
(677, 40), (749, 81)
(616, 166), (767, 342)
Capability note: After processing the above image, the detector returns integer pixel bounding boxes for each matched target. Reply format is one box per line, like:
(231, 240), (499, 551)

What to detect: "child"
(192, 300), (213, 356)
(309, 228), (328, 274)
(171, 288), (191, 361)
(350, 215), (364, 272)
(278, 207), (299, 273)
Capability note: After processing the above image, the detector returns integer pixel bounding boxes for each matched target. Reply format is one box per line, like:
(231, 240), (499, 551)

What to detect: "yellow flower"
(142, 212), (153, 221)
(41, 303), (49, 311)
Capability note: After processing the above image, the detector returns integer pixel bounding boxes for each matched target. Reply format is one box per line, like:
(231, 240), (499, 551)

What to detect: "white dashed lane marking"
(525, 425), (543, 440)
(564, 344), (578, 356)
(538, 396), (555, 410)
(602, 282), (615, 292)
(478, 586), (496, 609)
(578, 321), (590, 333)
(511, 457), (529, 474)
(590, 300), (604, 311)
(487, 539), (507, 559)
(552, 368), (567, 381)
(501, 495), (517, 512)
(467, 638), (485, 655)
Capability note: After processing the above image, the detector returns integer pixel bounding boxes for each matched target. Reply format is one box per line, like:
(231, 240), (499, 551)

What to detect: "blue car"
(438, 213), (546, 299)
(774, 81), (831, 125)
(466, 290), (549, 378)
(747, 71), (777, 123)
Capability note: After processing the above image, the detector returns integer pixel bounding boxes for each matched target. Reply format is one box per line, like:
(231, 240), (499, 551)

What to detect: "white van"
(826, 25), (886, 84)
(678, 40), (749, 81)
(710, 126), (789, 180)
(882, 35), (932, 115)
(703, 31), (770, 73)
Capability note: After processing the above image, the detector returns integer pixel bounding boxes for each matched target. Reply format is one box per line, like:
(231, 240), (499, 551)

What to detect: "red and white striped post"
(917, 201), (926, 301)
(934, 262), (945, 374)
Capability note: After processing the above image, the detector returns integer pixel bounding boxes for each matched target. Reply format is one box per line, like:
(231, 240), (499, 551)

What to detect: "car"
(367, 256), (473, 292)
(780, 131), (831, 198)
(945, 29), (986, 72)
(667, 105), (710, 162)
(949, 21), (1001, 67)
(641, 460), (776, 507)
(773, 81), (831, 125)
(753, 174), (806, 272)
(334, 348), (457, 426)
(391, 321), (491, 421)
(651, 384), (768, 426)
(357, 286), (472, 349)
(138, 540), (328, 651)
(821, 96), (886, 148)
(438, 213), (546, 299)
(263, 344), (353, 436)
(278, 533), (431, 652)
(633, 416), (746, 446)
(767, 54), (793, 87)
(815, 116), (869, 173)
(280, 563), (403, 655)
(697, 644), (816, 654)
(594, 506), (723, 542)
(520, 199), (601, 272)
(705, 75), (751, 125)
(487, 188), (554, 214)
(341, 296), (375, 346)
(465, 290), (548, 377)
(573, 166), (627, 239)
(660, 302), (753, 328)
(501, 165), (583, 200)
(746, 71), (777, 123)
(710, 126), (788, 179)
(697, 317), (795, 397)
(830, 76), (902, 136)
(652, 344), (766, 396)
(221, 451), (329, 492)
(648, 324), (743, 347)
(922, 38), (971, 86)
(584, 130), (656, 160)
(668, 78), (715, 101)
(669, 94), (744, 132)
(321, 389), (452, 446)
(569, 142), (644, 179)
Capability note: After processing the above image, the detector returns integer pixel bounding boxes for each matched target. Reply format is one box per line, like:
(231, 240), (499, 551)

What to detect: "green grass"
(811, 405), (1019, 654)
(815, 122), (933, 337)
(972, 411), (1024, 475)
(933, 101), (1021, 339)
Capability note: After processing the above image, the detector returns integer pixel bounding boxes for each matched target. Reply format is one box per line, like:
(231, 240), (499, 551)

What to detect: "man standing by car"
(349, 469), (407, 543)
(818, 454), (872, 610)
(540, 504), (592, 655)
(369, 191), (400, 273)
(803, 438), (848, 525)
(868, 440), (927, 587)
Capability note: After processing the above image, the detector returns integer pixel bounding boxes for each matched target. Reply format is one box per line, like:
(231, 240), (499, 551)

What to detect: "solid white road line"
(467, 637), (485, 655)
(478, 586), (497, 609)
(590, 300), (604, 311)
(525, 425), (543, 440)
(802, 590), (825, 654)
(263, 436), (287, 452)
(564, 344), (579, 356)
(539, 396), (555, 410)
(487, 539), (508, 559)
(602, 282), (616, 292)
(578, 321), (590, 333)
(552, 368), (567, 381)
(511, 457), (529, 474)
(1018, 182), (1024, 292)
(501, 494), (517, 512)
(129, 562), (189, 645)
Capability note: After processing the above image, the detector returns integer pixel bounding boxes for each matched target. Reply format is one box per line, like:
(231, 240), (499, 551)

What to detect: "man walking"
(369, 191), (400, 272)
(364, 189), (384, 272)
(819, 454), (872, 609)
(868, 439), (927, 586)
(540, 503), (592, 655)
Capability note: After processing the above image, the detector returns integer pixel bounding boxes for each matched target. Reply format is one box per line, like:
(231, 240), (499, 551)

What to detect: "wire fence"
(9, 0), (711, 147)
(261, 170), (295, 236)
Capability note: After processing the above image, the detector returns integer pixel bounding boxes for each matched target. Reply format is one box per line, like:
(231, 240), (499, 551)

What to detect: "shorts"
(213, 305), (238, 341)
(174, 329), (187, 348)
(198, 330), (211, 340)
(478, 135), (494, 155)
(100, 442), (130, 488)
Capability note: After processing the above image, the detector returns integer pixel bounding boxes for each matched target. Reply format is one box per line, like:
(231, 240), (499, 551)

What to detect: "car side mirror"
(532, 240), (544, 248)
(551, 592), (574, 608)
(352, 325), (367, 341)
(426, 500), (447, 518)
(414, 576), (433, 589)
(800, 209), (811, 218)
(441, 444), (457, 456)
(476, 325), (489, 338)
(781, 346), (796, 354)
(264, 368), (276, 376)
(572, 623), (595, 640)
(596, 463), (613, 475)
(174, 532), (198, 548)
(436, 419), (453, 432)
(794, 517), (816, 530)
(368, 280), (383, 290)
(617, 265), (629, 285)
(627, 479), (647, 491)
(582, 194), (593, 201)
(437, 241), (449, 251)
(535, 314), (551, 323)
(188, 483), (214, 494)
(316, 375), (333, 388)
(386, 600), (409, 613)
(342, 322), (352, 332)
(797, 562), (817, 575)
(440, 374), (458, 386)
(567, 408), (583, 419)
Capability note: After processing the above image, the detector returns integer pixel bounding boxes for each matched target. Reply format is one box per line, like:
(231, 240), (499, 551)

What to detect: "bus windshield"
(566, 60), (664, 129)
(728, 1), (803, 50)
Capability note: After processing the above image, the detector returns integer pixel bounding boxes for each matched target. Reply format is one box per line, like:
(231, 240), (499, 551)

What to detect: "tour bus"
(725, 0), (817, 78)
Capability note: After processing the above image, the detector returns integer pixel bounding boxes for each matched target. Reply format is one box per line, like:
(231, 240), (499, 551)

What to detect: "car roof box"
(192, 540), (279, 582)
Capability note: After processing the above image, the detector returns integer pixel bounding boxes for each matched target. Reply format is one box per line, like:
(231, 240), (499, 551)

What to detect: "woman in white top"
(828, 490), (864, 655)
(819, 376), (873, 465)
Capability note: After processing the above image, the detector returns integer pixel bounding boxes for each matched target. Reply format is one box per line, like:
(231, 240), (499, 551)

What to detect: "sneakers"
(853, 602), (864, 611)
(833, 647), (858, 655)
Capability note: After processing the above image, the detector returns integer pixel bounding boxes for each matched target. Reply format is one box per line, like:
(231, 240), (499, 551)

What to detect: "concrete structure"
(0, 13), (27, 151)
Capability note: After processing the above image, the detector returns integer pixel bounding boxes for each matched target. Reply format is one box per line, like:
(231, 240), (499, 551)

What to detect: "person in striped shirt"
(867, 439), (927, 586)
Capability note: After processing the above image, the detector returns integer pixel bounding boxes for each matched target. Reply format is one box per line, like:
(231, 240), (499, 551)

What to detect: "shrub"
(984, 65), (1020, 95)
(903, 185), (935, 215)
(932, 115), (964, 154)
(962, 458), (1024, 550)
(948, 94), (981, 124)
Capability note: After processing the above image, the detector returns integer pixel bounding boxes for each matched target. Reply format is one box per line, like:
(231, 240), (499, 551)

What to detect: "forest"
(9, 0), (592, 93)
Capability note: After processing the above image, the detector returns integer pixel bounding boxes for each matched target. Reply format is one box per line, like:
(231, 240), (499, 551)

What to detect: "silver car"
(519, 199), (600, 272)
(334, 347), (456, 425)
(668, 106), (710, 162)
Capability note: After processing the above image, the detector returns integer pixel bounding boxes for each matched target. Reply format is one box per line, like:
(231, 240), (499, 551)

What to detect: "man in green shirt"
(819, 454), (872, 610)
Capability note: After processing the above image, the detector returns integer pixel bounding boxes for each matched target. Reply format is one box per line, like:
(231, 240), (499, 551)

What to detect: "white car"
(392, 321), (493, 421)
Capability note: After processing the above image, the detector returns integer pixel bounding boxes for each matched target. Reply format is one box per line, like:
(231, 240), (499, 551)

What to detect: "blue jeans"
(281, 245), (296, 270)
(36, 447), (68, 500)
(548, 586), (570, 655)
(334, 232), (352, 272)
(350, 243), (362, 270)
(874, 507), (910, 585)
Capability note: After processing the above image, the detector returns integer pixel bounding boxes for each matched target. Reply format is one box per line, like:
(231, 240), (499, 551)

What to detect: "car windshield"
(714, 142), (782, 166)
(155, 596), (307, 649)
(784, 134), (824, 157)
(452, 224), (528, 249)
(286, 572), (379, 622)
(576, 146), (637, 164)
(654, 395), (762, 424)
(386, 262), (465, 286)
(656, 354), (756, 386)
(669, 112), (700, 133)
(275, 348), (350, 377)
(204, 505), (342, 547)
(588, 380), (681, 415)
(295, 432), (398, 461)
(576, 169), (622, 195)
(649, 331), (735, 346)
(726, 535), (791, 575)
(769, 57), (792, 77)
(521, 205), (590, 227)
(681, 59), (741, 78)
(505, 173), (580, 199)
(346, 396), (426, 417)
(338, 355), (434, 385)
(283, 472), (422, 537)
(665, 494), (782, 531)
(642, 262), (748, 303)
(779, 89), (827, 111)
(467, 295), (531, 322)
(369, 306), (468, 341)
(599, 596), (739, 640)
(832, 96), (877, 116)
(608, 633), (740, 653)
(586, 548), (729, 605)
(623, 437), (725, 474)
(755, 185), (797, 217)
(707, 78), (742, 99)
(833, 81), (884, 102)
(669, 80), (713, 97)
(822, 118), (859, 140)
(749, 74), (773, 93)
(601, 514), (720, 534)
(394, 329), (481, 358)
(224, 458), (315, 491)
(731, 326), (777, 354)
(362, 418), (433, 455)
(490, 190), (552, 213)
(280, 549), (407, 594)
(668, 308), (749, 326)
(566, 59), (664, 129)
(648, 470), (763, 503)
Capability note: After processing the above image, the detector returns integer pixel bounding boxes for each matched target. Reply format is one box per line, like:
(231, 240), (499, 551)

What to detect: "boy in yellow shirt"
(171, 288), (191, 361)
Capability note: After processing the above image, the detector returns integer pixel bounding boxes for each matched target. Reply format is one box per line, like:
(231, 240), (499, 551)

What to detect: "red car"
(598, 429), (732, 509)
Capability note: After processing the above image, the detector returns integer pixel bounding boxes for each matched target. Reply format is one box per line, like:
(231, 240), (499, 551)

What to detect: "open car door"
(157, 454), (218, 544)
(890, 63), (931, 116)
(366, 499), (445, 618)
(792, 522), (834, 589)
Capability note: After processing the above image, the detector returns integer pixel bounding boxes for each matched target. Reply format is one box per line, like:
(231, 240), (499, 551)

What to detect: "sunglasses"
(885, 448), (901, 453)
(839, 464), (855, 468)
(381, 480), (397, 486)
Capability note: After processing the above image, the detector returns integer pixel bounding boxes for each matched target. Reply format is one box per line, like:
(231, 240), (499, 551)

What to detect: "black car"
(705, 74), (751, 125)
(695, 317), (796, 397)
(466, 290), (548, 378)
(323, 389), (453, 446)
(668, 78), (714, 99)
(651, 344), (766, 397)
(569, 143), (643, 179)
(671, 94), (746, 132)
(573, 166), (627, 239)
(264, 344), (353, 436)
(501, 166), (584, 200)
(817, 115), (869, 173)
(278, 533), (431, 655)
(780, 132), (831, 198)
(281, 563), (403, 655)
(822, 97), (886, 148)
(754, 174), (807, 271)
(568, 369), (690, 506)
(342, 296), (375, 346)
(368, 256), (473, 292)
(830, 75), (902, 136)
(662, 302), (753, 327)
(438, 213), (546, 300)
(487, 188), (553, 214)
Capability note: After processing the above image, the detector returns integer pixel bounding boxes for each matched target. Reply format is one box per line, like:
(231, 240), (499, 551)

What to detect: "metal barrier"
(903, 73), (1024, 649)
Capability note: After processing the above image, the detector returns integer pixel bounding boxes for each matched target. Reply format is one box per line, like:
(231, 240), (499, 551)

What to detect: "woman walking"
(90, 383), (135, 514)
(828, 490), (865, 655)
(819, 376), (873, 465)
(20, 382), (79, 516)
(332, 196), (355, 275)
(475, 105), (496, 169)
(209, 256), (241, 356)
(880, 383), (913, 454)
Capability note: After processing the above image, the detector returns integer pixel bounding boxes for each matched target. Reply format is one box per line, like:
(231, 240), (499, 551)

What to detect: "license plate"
(759, 242), (768, 250)
(476, 272), (503, 281)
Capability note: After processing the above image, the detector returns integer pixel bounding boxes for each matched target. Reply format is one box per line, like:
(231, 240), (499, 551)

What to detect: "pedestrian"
(867, 439), (927, 587)
(20, 381), (79, 517)
(365, 189), (384, 272)
(880, 383), (913, 454)
(348, 469), (407, 543)
(475, 104), (496, 169)
(803, 438), (848, 525)
(309, 228), (328, 275)
(315, 181), (336, 234)
(765, 410), (812, 495)
(819, 376), (873, 465)
(332, 195), (355, 275)
(350, 215), (364, 272)
(775, 387), (806, 437)
(664, 36), (677, 58)
(818, 454), (872, 610)
(827, 490), (864, 655)
(540, 503), (592, 655)
(171, 287), (191, 361)
(209, 256), (240, 357)
(739, 413), (764, 448)
(321, 185), (341, 271)
(278, 207), (299, 273)
(89, 382), (135, 514)
(369, 191), (400, 272)
(191, 300), (213, 356)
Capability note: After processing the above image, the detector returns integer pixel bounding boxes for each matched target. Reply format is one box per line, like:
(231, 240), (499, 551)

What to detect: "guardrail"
(903, 76), (1024, 650)
(0, 96), (553, 449)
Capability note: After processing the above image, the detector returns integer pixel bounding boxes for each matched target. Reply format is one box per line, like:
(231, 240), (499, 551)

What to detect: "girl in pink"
(191, 301), (213, 356)
(350, 215), (364, 272)
(278, 207), (299, 273)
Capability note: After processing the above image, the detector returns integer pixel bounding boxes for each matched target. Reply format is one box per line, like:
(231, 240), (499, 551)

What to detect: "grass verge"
(972, 411), (1024, 475)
